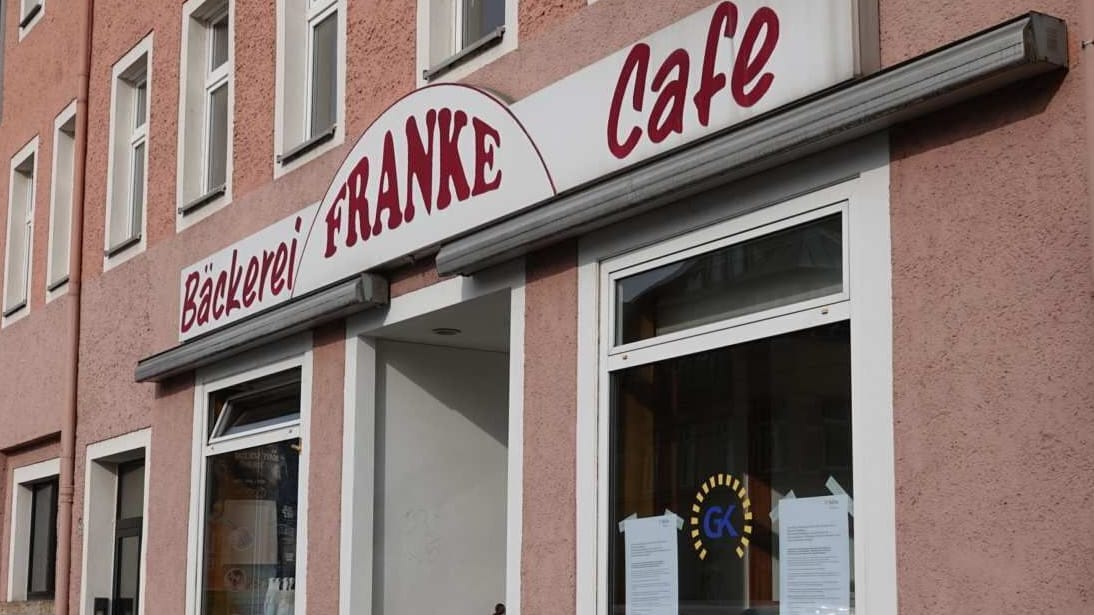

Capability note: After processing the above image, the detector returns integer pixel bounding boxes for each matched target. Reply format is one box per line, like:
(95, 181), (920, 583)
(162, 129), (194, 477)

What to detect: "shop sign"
(179, 0), (859, 341)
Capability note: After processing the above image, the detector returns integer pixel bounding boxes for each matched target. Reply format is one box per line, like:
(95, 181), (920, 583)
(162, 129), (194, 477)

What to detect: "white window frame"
(3, 136), (38, 327)
(340, 261), (526, 615)
(177, 0), (234, 229)
(6, 457), (60, 602)
(416, 0), (518, 85)
(78, 429), (151, 615)
(47, 100), (77, 301)
(185, 336), (313, 615)
(273, 0), (345, 178)
(575, 136), (897, 615)
(17, 0), (44, 40)
(104, 34), (152, 270)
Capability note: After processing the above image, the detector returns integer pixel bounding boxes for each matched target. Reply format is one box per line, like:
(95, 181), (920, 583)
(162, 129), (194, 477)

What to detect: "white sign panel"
(623, 515), (679, 615)
(778, 495), (852, 615)
(179, 1), (859, 340)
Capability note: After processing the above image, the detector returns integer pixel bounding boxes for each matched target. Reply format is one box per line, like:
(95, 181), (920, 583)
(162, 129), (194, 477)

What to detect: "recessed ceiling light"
(432, 327), (462, 336)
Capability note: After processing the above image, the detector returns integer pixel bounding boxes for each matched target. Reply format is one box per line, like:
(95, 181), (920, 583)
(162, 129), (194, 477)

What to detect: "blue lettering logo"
(701, 504), (738, 539)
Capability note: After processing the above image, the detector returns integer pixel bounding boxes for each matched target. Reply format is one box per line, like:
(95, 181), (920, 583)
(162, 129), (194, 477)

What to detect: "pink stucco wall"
(0, 0), (1090, 614)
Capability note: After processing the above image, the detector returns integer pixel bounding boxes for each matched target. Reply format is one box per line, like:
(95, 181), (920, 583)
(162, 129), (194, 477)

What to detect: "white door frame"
(340, 259), (526, 615)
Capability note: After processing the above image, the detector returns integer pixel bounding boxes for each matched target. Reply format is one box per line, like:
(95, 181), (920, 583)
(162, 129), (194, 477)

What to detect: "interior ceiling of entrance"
(375, 290), (510, 353)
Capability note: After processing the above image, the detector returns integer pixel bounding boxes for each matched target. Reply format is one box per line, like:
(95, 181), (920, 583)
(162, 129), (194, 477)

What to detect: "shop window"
(420, 0), (516, 82)
(603, 206), (857, 614)
(7, 458), (59, 602)
(3, 137), (37, 322)
(18, 0), (43, 39)
(195, 365), (306, 615)
(274, 0), (344, 173)
(178, 0), (232, 223)
(105, 35), (152, 266)
(82, 431), (150, 615)
(47, 102), (76, 296)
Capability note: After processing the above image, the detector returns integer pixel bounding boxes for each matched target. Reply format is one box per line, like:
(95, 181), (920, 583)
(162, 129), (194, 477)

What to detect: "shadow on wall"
(890, 70), (1067, 161)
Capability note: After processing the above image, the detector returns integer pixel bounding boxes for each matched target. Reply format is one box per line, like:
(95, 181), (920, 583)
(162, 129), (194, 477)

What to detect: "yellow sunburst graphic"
(689, 473), (753, 560)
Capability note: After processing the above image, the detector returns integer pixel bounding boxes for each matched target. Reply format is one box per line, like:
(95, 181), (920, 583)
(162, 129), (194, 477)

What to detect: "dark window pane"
(309, 12), (337, 138)
(608, 322), (853, 613)
(28, 480), (57, 597)
(113, 535), (141, 615)
(117, 461), (145, 521)
(129, 141), (145, 236)
(133, 82), (147, 130)
(210, 16), (229, 71)
(201, 440), (299, 615)
(206, 83), (229, 189)
(462, 0), (505, 46)
(616, 215), (843, 345)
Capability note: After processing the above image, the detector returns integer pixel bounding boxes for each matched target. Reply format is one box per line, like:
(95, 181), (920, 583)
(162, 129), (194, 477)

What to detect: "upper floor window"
(178, 0), (232, 225)
(6, 458), (60, 602)
(18, 0), (44, 39)
(4, 137), (37, 323)
(47, 102), (77, 297)
(274, 0), (344, 174)
(105, 35), (152, 268)
(420, 0), (516, 82)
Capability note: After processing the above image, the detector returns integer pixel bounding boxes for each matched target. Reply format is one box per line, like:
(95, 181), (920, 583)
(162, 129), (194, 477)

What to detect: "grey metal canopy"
(435, 12), (1068, 276)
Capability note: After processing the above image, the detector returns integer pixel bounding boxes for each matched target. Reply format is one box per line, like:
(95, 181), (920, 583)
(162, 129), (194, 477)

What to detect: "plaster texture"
(884, 1), (1094, 613)
(521, 242), (578, 615)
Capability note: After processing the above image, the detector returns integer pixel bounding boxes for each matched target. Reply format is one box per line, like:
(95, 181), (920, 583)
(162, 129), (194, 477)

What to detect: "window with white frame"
(81, 431), (149, 615)
(178, 0), (232, 220)
(7, 458), (60, 602)
(18, 0), (44, 39)
(420, 0), (515, 82)
(598, 203), (866, 614)
(47, 103), (76, 294)
(4, 138), (37, 319)
(105, 36), (151, 263)
(193, 362), (308, 615)
(274, 0), (343, 170)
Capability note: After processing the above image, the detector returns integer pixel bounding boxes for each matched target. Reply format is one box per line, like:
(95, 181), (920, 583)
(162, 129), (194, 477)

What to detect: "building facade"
(0, 1), (1091, 614)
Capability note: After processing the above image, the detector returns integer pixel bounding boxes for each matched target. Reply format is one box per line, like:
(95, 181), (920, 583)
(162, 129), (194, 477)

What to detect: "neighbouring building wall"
(884, 1), (1094, 612)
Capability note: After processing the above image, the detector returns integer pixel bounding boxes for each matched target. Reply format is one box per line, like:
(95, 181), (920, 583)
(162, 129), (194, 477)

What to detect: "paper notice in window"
(779, 495), (852, 615)
(624, 515), (679, 615)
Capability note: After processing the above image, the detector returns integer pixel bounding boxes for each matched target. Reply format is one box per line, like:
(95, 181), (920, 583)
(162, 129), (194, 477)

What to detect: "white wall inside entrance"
(374, 339), (509, 615)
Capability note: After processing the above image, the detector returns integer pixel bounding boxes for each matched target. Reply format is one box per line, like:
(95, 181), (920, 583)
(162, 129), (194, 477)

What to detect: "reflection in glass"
(201, 440), (299, 615)
(609, 322), (853, 614)
(462, 0), (505, 46)
(309, 12), (337, 138)
(616, 215), (843, 345)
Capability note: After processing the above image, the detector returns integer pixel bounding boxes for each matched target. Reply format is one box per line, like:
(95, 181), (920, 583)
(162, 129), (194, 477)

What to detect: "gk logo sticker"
(690, 473), (753, 561)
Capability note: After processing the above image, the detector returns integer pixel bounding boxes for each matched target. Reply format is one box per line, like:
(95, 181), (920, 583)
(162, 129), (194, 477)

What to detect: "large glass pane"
(616, 215), (843, 345)
(114, 534), (141, 615)
(28, 481), (56, 596)
(201, 440), (299, 615)
(129, 141), (145, 237)
(210, 15), (230, 71)
(462, 0), (505, 47)
(608, 322), (853, 614)
(308, 12), (337, 138)
(206, 83), (229, 189)
(118, 461), (145, 521)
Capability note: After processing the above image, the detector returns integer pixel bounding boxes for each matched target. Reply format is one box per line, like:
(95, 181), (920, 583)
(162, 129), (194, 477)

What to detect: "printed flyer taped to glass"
(609, 322), (855, 615)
